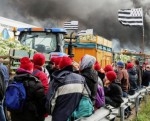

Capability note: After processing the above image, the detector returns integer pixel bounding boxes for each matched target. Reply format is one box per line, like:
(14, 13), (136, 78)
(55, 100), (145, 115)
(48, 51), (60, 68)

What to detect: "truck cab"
(16, 27), (67, 54)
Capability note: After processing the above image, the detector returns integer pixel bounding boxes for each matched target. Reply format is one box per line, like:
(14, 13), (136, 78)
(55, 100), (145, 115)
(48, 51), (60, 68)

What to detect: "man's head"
(117, 61), (124, 70)
(134, 60), (139, 66)
(146, 65), (150, 71)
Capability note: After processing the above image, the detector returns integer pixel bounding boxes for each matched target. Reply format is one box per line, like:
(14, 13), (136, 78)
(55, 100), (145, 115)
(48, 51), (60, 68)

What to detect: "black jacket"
(97, 71), (105, 81)
(142, 70), (150, 87)
(128, 68), (138, 90)
(104, 82), (123, 108)
(80, 68), (98, 105)
(11, 71), (46, 121)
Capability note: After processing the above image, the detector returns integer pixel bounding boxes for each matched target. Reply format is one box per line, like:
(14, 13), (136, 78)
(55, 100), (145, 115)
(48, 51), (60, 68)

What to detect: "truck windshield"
(20, 32), (57, 53)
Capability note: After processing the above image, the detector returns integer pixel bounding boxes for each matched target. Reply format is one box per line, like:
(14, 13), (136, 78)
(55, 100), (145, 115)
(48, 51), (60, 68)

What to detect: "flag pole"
(142, 8), (145, 53)
(142, 24), (145, 53)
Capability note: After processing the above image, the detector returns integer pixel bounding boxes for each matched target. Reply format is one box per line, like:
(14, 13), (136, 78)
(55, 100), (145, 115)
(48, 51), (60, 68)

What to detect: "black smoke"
(0, 0), (150, 51)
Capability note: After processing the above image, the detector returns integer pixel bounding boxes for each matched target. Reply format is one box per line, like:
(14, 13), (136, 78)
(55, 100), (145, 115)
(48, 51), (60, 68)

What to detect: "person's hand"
(100, 68), (105, 73)
(104, 79), (110, 87)
(72, 61), (79, 71)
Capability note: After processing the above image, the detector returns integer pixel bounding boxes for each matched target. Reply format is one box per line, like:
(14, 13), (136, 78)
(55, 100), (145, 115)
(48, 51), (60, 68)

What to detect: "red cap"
(94, 61), (101, 71)
(20, 57), (33, 71)
(59, 56), (72, 69)
(33, 53), (45, 66)
(106, 71), (117, 82)
(104, 65), (113, 72)
(52, 57), (62, 66)
(126, 63), (134, 69)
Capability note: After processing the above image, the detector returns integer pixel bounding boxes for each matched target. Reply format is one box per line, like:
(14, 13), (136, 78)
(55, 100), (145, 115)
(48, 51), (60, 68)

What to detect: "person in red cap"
(104, 71), (123, 108)
(46, 56), (92, 121)
(126, 62), (138, 95)
(32, 53), (49, 94)
(45, 57), (62, 82)
(94, 61), (104, 86)
(103, 65), (114, 87)
(10, 57), (46, 121)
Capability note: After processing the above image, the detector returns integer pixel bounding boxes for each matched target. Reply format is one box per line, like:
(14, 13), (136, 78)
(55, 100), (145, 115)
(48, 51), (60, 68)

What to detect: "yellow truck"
(65, 35), (113, 68)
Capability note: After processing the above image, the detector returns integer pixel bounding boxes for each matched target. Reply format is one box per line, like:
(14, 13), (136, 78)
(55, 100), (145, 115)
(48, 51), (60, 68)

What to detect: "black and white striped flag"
(77, 29), (93, 36)
(64, 21), (78, 30)
(118, 8), (143, 26)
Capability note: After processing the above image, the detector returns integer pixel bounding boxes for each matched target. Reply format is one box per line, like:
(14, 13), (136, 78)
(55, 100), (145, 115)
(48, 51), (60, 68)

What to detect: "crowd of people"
(0, 52), (150, 121)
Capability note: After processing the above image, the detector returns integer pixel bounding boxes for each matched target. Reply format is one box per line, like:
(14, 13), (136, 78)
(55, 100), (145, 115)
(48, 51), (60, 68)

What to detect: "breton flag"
(64, 21), (78, 30)
(77, 29), (93, 36)
(118, 8), (143, 26)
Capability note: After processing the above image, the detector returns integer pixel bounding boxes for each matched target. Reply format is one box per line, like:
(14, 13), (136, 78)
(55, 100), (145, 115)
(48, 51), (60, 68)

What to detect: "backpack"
(95, 84), (105, 109)
(46, 70), (93, 118)
(0, 70), (5, 101)
(4, 80), (26, 111)
(70, 96), (93, 120)
(68, 83), (94, 120)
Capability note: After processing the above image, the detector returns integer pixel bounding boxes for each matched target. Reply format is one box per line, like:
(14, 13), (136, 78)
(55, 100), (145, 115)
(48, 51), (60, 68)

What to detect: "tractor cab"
(16, 27), (67, 54)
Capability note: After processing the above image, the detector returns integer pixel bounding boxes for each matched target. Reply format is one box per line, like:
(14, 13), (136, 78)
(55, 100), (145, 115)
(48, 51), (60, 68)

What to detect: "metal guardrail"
(75, 86), (150, 121)
(45, 86), (150, 121)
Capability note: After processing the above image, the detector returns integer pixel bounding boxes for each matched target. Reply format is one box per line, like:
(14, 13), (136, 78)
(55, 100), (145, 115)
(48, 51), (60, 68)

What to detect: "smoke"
(112, 39), (121, 52)
(0, 0), (150, 51)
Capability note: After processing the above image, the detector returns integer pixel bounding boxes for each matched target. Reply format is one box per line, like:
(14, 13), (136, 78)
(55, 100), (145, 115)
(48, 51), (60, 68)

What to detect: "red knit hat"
(20, 57), (33, 71)
(50, 57), (55, 63)
(52, 57), (62, 66)
(59, 56), (72, 69)
(94, 61), (101, 71)
(106, 71), (117, 82)
(33, 53), (45, 66)
(104, 65), (113, 72)
(126, 63), (134, 69)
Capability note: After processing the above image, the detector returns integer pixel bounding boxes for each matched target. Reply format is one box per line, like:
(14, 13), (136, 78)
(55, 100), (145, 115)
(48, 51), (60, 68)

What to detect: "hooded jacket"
(11, 69), (46, 121)
(79, 55), (98, 105)
(127, 67), (138, 90)
(104, 82), (123, 108)
(142, 67), (150, 86)
(47, 66), (87, 121)
(33, 65), (49, 94)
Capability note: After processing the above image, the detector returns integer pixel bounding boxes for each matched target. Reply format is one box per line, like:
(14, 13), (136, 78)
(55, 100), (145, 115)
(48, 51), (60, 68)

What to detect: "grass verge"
(134, 96), (150, 121)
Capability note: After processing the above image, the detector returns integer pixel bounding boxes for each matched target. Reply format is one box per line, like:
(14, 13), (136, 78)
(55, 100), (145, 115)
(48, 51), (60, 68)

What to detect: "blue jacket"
(47, 69), (87, 121)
